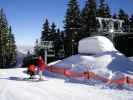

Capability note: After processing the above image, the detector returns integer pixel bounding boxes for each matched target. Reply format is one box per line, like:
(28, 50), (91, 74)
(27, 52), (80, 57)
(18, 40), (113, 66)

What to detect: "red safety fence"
(46, 66), (133, 85)
(108, 77), (127, 85)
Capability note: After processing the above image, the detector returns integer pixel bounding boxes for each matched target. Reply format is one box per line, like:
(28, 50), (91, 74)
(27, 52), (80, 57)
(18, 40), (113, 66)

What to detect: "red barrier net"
(46, 66), (133, 85)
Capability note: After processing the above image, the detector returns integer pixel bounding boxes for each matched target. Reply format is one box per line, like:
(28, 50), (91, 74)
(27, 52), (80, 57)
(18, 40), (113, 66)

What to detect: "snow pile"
(52, 36), (133, 83)
(53, 53), (133, 77)
(78, 36), (117, 54)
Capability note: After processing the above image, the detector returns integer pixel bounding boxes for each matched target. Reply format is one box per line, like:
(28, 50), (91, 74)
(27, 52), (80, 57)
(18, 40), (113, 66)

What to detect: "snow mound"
(53, 53), (133, 77)
(78, 36), (117, 54)
(52, 36), (133, 79)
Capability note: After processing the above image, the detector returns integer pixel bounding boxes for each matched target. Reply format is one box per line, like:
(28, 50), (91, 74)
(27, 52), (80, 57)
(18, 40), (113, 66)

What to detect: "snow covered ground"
(1, 36), (132, 100)
(0, 68), (133, 100)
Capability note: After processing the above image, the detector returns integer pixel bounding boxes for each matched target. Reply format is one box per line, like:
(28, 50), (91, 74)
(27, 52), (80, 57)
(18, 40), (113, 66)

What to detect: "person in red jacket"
(28, 64), (36, 79)
(37, 56), (46, 80)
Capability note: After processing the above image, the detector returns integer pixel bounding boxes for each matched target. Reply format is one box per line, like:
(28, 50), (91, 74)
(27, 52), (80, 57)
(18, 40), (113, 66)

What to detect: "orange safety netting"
(46, 66), (133, 85)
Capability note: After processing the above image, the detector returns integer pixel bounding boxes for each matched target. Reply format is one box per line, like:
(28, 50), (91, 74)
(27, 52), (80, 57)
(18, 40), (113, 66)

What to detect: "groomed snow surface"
(0, 68), (133, 100)
(0, 36), (133, 100)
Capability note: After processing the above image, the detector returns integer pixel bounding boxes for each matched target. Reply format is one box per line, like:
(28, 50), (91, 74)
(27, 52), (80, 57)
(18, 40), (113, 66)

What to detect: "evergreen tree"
(8, 26), (16, 66)
(81, 0), (97, 38)
(51, 22), (56, 34)
(0, 8), (9, 68)
(118, 9), (129, 32)
(22, 51), (33, 67)
(112, 13), (118, 19)
(54, 28), (65, 59)
(0, 8), (16, 68)
(54, 28), (60, 58)
(64, 0), (81, 56)
(129, 14), (133, 32)
(88, 0), (97, 33)
(50, 22), (58, 58)
(41, 18), (51, 41)
(97, 0), (111, 18)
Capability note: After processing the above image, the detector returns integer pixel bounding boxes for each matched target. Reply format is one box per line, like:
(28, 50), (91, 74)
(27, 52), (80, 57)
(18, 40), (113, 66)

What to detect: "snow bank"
(53, 53), (133, 77)
(52, 36), (133, 80)
(78, 36), (117, 54)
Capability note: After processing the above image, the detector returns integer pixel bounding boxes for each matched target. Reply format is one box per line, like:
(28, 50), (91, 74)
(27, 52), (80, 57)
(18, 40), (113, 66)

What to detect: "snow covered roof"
(78, 36), (117, 54)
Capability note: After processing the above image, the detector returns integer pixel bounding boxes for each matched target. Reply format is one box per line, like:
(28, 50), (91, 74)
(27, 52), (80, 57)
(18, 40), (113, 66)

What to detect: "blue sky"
(0, 0), (133, 46)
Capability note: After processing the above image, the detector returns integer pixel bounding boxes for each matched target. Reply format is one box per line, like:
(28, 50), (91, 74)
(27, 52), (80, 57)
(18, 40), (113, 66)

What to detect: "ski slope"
(0, 68), (133, 100)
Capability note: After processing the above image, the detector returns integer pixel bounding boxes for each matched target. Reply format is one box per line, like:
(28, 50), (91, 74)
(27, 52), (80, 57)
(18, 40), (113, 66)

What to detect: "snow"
(52, 53), (133, 77)
(0, 68), (133, 100)
(78, 36), (117, 54)
(52, 36), (133, 83)
(1, 36), (132, 100)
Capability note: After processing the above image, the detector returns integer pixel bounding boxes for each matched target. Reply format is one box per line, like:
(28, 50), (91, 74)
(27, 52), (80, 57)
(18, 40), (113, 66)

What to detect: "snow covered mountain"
(16, 45), (34, 67)
(17, 45), (34, 54)
(16, 51), (26, 67)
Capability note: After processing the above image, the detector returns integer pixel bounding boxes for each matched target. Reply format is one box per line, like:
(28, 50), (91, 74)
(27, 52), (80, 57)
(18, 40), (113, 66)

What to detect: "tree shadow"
(106, 52), (133, 75)
(8, 77), (28, 81)
(0, 77), (27, 81)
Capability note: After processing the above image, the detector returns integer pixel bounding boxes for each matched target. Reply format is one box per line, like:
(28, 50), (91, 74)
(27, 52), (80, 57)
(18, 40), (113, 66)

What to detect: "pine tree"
(0, 8), (9, 68)
(129, 14), (133, 32)
(97, 0), (111, 18)
(0, 8), (16, 68)
(51, 22), (56, 34)
(64, 0), (81, 56)
(118, 9), (129, 32)
(81, 0), (90, 38)
(22, 51), (32, 67)
(112, 13), (118, 19)
(54, 28), (60, 58)
(8, 26), (16, 66)
(41, 18), (51, 41)
(53, 28), (65, 59)
(88, 0), (97, 33)
(81, 0), (97, 38)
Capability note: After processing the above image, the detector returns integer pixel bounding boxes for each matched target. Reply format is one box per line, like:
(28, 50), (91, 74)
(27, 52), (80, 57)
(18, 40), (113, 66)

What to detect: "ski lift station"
(96, 17), (124, 33)
(96, 17), (133, 56)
